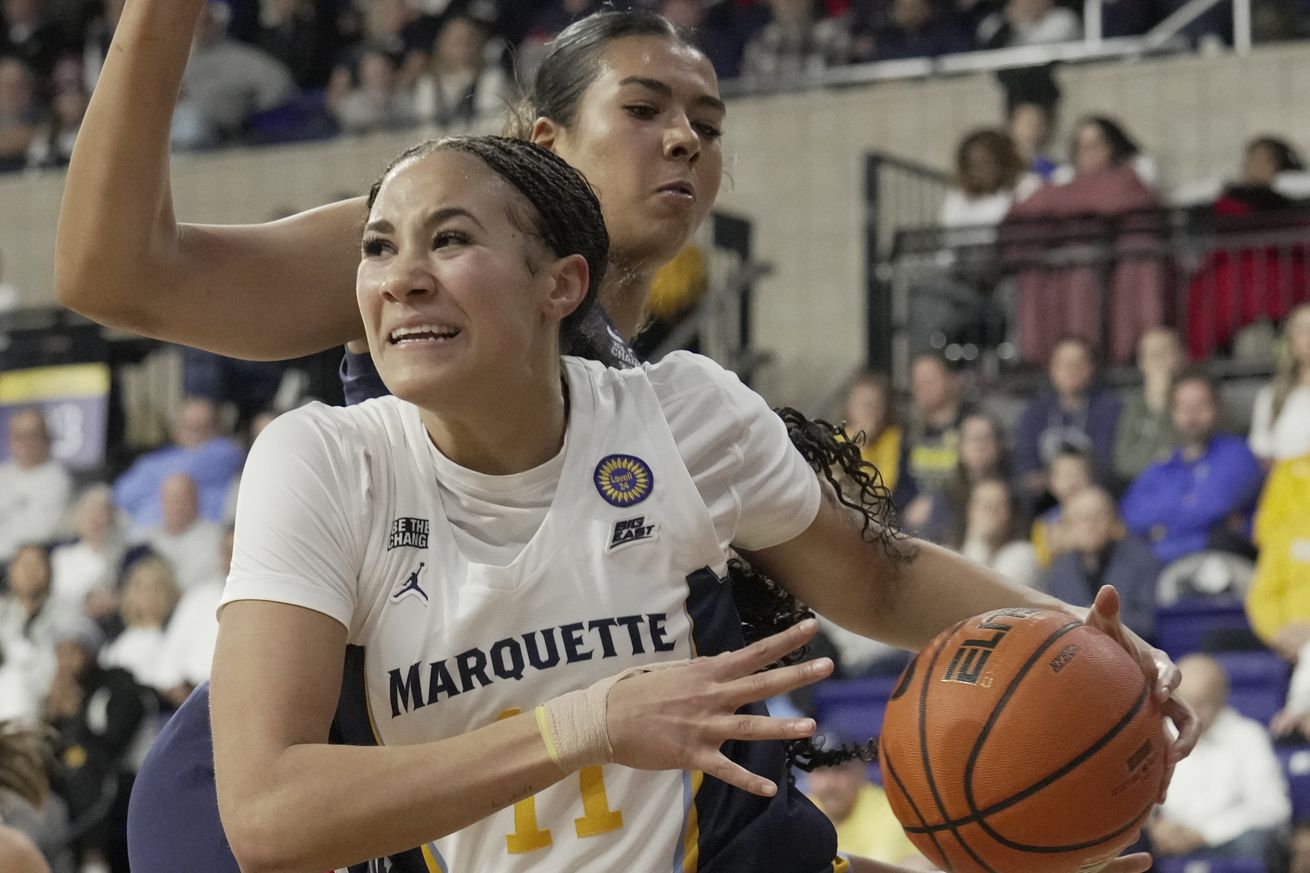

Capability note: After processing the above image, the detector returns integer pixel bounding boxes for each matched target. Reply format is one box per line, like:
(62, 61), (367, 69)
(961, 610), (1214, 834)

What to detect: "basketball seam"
(962, 622), (1156, 853)
(902, 680), (1151, 835)
(882, 747), (952, 871)
(918, 626), (998, 873)
(969, 681), (1152, 844)
(948, 618), (1152, 849)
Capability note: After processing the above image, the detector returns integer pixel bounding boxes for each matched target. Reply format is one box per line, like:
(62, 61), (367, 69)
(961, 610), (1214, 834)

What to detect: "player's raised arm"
(54, 0), (365, 359)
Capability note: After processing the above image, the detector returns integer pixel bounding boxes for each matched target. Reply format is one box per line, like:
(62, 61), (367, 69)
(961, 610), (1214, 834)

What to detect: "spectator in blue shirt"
(1044, 486), (1161, 640)
(1121, 370), (1264, 565)
(112, 397), (243, 531)
(1014, 336), (1122, 499)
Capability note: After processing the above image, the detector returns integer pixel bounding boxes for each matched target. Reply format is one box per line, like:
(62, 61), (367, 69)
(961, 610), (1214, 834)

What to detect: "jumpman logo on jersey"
(390, 563), (428, 605)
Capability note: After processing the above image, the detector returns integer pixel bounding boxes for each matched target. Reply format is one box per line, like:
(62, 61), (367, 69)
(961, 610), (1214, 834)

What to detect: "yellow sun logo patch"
(594, 454), (654, 507)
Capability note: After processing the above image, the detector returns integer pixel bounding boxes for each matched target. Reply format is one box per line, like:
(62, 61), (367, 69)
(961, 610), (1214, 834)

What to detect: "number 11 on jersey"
(497, 708), (625, 854)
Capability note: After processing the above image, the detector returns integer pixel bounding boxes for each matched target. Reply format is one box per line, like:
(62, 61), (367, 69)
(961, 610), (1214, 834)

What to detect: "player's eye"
(693, 121), (723, 140)
(624, 104), (659, 120)
(433, 230), (470, 250)
(361, 236), (393, 257)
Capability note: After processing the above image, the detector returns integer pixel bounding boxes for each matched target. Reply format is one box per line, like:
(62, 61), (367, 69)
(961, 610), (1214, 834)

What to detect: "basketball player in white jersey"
(209, 136), (1194, 873)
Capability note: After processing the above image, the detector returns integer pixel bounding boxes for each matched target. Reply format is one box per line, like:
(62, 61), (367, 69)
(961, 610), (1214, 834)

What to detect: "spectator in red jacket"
(1186, 137), (1310, 360)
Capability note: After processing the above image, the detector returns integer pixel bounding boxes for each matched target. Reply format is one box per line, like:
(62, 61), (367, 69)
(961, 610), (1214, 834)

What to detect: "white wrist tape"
(534, 661), (685, 773)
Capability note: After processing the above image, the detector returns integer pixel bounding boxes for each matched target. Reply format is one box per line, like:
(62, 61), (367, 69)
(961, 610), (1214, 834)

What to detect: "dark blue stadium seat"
(244, 89), (338, 146)
(1156, 855), (1266, 873)
(1155, 598), (1252, 660)
(1278, 744), (1310, 824)
(811, 675), (902, 783)
(1211, 650), (1290, 726)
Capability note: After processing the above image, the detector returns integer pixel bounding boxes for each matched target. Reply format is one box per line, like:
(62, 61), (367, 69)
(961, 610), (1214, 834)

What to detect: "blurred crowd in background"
(2, 0), (1308, 171)
(2, 1), (1310, 873)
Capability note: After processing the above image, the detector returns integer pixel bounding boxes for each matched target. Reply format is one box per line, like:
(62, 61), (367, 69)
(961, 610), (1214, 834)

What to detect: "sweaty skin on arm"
(742, 495), (1079, 652)
(745, 493), (1198, 762)
(747, 500), (1187, 873)
(54, 0), (365, 359)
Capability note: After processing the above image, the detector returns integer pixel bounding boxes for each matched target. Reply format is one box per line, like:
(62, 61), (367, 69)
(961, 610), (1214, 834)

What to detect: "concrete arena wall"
(3, 42), (1309, 408)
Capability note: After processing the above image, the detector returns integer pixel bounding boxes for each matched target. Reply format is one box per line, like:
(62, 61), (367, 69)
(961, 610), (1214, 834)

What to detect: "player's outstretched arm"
(54, 0), (366, 359)
(211, 602), (829, 873)
(739, 497), (1199, 766)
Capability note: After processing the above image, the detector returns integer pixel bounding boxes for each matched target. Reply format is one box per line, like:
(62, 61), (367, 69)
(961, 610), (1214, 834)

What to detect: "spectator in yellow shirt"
(807, 756), (926, 866)
(843, 372), (902, 492)
(1246, 452), (1310, 659)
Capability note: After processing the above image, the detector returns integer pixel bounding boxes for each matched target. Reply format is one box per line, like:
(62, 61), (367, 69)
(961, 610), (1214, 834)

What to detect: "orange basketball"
(878, 608), (1167, 873)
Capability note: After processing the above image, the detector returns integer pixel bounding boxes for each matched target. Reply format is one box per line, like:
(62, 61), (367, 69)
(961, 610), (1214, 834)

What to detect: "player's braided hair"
(365, 135), (609, 343)
(733, 408), (914, 772)
(0, 720), (51, 809)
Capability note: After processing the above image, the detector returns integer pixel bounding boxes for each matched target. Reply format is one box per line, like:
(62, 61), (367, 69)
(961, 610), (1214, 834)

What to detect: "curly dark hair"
(735, 407), (916, 771)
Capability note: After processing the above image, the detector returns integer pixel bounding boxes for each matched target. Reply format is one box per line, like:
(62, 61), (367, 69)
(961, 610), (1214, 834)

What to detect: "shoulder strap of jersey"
(616, 363), (725, 571)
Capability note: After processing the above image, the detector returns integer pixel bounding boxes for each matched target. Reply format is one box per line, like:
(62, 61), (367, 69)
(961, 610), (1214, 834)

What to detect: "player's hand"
(1271, 707), (1310, 740)
(606, 618), (833, 798)
(1085, 585), (1199, 803)
(1099, 851), (1153, 873)
(1271, 622), (1310, 663)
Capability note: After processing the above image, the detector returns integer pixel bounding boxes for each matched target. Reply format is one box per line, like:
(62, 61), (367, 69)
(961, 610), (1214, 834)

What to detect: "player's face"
(357, 151), (574, 407)
(541, 36), (723, 270)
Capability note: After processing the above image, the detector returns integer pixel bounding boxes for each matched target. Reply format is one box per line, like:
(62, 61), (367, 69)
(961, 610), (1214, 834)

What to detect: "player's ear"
(530, 117), (559, 152)
(541, 254), (588, 324)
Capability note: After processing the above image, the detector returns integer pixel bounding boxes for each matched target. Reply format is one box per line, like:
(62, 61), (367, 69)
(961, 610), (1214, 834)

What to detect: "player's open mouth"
(656, 182), (695, 201)
(388, 324), (462, 345)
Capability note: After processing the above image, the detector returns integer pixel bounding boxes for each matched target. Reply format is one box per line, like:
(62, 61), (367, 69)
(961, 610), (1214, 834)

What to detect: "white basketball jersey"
(225, 353), (840, 873)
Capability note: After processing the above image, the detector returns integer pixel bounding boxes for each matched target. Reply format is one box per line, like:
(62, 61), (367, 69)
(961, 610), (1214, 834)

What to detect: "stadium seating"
(1212, 650), (1291, 726)
(1155, 855), (1266, 873)
(1155, 598), (1254, 660)
(1278, 744), (1310, 824)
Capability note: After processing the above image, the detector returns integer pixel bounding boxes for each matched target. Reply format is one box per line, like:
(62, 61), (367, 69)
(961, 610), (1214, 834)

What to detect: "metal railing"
(877, 204), (1310, 387)
(863, 153), (956, 376)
